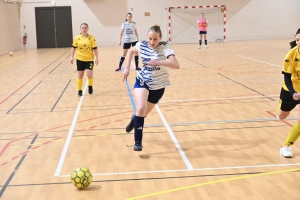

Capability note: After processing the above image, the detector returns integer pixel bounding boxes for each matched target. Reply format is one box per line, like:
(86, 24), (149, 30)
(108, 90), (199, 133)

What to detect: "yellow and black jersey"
(72, 34), (97, 62)
(282, 46), (300, 92)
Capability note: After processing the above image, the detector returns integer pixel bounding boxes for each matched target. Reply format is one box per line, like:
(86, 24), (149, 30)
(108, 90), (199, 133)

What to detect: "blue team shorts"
(134, 77), (165, 104)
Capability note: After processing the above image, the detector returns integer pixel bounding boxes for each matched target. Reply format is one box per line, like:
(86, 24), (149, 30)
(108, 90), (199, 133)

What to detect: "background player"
(197, 13), (208, 49)
(278, 28), (300, 158)
(115, 13), (140, 71)
(70, 23), (98, 96)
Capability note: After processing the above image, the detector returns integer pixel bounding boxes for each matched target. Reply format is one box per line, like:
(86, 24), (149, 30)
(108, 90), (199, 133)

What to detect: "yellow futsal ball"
(9, 52), (13, 56)
(71, 167), (93, 189)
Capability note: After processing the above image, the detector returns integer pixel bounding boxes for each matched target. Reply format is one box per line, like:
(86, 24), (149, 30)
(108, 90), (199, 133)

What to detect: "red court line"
(0, 137), (62, 167)
(0, 133), (37, 157)
(266, 111), (292, 127)
(11, 156), (19, 160)
(0, 52), (66, 105)
(44, 110), (133, 132)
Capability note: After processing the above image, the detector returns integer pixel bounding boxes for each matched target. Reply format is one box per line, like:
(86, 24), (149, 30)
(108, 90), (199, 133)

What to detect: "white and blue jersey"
(121, 21), (138, 43)
(134, 40), (175, 90)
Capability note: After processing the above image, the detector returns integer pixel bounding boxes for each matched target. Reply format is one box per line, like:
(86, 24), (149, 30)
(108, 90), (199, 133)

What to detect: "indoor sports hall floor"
(0, 39), (300, 199)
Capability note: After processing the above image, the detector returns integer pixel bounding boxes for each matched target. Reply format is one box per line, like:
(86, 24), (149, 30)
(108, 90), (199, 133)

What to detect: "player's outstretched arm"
(123, 46), (138, 81)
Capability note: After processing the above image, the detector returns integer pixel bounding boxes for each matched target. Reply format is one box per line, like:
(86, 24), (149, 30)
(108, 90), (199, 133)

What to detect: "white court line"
(160, 94), (279, 103)
(130, 61), (193, 169)
(54, 81), (88, 176)
(59, 162), (300, 177)
(155, 104), (194, 169)
(238, 55), (281, 67)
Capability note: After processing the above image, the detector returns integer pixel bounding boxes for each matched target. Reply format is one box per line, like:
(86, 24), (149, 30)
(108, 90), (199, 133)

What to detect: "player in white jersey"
(123, 25), (180, 151)
(115, 13), (141, 71)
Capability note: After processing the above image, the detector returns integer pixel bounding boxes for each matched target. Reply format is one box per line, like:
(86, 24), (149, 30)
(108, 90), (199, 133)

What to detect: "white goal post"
(167, 5), (227, 44)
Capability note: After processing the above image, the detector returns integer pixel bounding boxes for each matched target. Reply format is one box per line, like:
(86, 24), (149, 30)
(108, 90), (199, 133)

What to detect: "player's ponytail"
(125, 13), (132, 22)
(148, 24), (162, 38)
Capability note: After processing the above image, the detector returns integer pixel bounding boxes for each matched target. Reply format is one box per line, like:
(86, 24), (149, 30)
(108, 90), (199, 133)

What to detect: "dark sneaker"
(78, 90), (82, 96)
(133, 142), (143, 151)
(88, 86), (93, 94)
(135, 67), (141, 71)
(115, 67), (121, 71)
(126, 114), (135, 133)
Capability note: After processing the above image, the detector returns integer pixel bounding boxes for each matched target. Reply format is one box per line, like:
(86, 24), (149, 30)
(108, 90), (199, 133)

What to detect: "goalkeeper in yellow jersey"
(278, 28), (300, 158)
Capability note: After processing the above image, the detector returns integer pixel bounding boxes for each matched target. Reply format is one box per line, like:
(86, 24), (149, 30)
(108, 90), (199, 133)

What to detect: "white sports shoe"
(205, 45), (209, 49)
(280, 146), (293, 158)
(198, 45), (201, 49)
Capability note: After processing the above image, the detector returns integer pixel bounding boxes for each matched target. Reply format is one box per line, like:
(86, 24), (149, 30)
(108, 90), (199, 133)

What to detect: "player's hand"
(148, 59), (161, 66)
(123, 68), (130, 81)
(94, 58), (99, 65)
(70, 57), (74, 64)
(118, 41), (121, 46)
(292, 93), (300, 101)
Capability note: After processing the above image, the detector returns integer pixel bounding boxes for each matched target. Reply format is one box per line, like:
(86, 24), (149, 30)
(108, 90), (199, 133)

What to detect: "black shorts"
(134, 77), (165, 104)
(76, 60), (94, 71)
(123, 41), (138, 49)
(199, 31), (207, 34)
(279, 87), (300, 111)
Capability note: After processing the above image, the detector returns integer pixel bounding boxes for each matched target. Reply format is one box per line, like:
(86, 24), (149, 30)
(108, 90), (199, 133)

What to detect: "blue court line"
(120, 63), (136, 112)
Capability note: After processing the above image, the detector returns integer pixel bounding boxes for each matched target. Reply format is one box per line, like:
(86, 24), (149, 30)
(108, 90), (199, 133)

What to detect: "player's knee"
(277, 113), (287, 120)
(137, 105), (147, 116)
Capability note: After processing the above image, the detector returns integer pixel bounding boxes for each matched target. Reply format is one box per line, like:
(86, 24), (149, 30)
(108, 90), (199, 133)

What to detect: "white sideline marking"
(59, 162), (300, 177)
(131, 61), (193, 169)
(238, 55), (281, 67)
(54, 81), (88, 176)
(160, 94), (279, 103)
(155, 104), (194, 170)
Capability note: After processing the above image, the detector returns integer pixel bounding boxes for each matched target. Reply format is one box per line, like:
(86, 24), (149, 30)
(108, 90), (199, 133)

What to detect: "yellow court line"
(116, 132), (127, 135)
(32, 143), (43, 146)
(10, 146), (22, 148)
(0, 52), (32, 67)
(75, 136), (86, 139)
(96, 134), (107, 136)
(125, 167), (300, 200)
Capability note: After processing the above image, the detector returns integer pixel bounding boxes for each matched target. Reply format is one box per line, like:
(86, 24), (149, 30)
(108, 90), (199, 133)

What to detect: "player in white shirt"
(123, 25), (180, 151)
(115, 13), (141, 71)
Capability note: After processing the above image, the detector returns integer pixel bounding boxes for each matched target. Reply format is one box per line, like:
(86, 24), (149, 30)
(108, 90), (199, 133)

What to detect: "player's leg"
(278, 88), (298, 157)
(133, 87), (149, 151)
(116, 43), (130, 71)
(132, 41), (141, 70)
(198, 31), (202, 49)
(126, 88), (165, 135)
(85, 61), (94, 94)
(204, 32), (208, 48)
(76, 60), (85, 96)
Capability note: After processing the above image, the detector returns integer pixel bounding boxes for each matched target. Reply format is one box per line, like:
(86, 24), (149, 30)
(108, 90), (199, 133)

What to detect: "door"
(35, 6), (73, 48)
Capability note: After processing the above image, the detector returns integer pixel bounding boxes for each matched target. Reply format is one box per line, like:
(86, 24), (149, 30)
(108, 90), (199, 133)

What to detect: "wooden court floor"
(0, 39), (300, 199)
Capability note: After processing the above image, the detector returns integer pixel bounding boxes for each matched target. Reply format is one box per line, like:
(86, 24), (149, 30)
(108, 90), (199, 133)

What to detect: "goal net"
(168, 6), (226, 44)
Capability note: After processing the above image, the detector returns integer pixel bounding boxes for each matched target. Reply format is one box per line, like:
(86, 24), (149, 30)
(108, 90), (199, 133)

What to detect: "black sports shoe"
(78, 90), (82, 96)
(88, 86), (93, 94)
(133, 142), (143, 151)
(126, 114), (135, 133)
